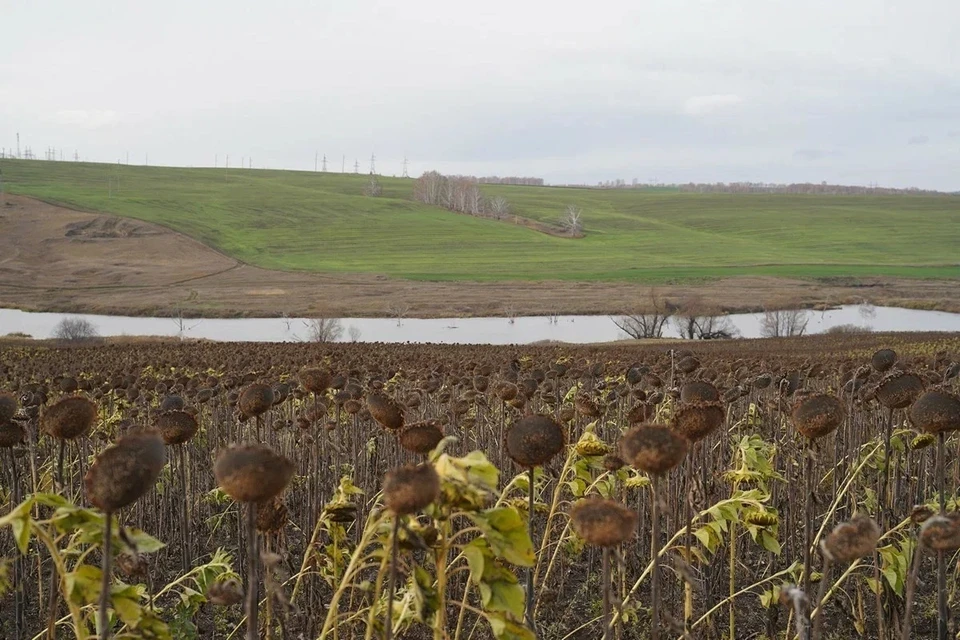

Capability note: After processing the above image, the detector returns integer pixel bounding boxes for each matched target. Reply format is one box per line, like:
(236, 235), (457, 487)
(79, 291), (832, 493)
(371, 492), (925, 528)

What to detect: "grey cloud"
(1, 0), (959, 190)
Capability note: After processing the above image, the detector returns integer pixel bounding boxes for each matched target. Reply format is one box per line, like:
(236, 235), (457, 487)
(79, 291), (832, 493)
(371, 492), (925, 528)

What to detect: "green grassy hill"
(4, 159), (959, 282)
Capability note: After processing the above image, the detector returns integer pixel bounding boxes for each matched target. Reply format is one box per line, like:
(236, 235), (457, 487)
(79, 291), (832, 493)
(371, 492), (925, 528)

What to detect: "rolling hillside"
(4, 160), (959, 283)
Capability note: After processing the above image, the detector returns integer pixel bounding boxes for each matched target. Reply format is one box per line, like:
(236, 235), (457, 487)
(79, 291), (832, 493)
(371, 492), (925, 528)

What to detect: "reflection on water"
(0, 305), (958, 345)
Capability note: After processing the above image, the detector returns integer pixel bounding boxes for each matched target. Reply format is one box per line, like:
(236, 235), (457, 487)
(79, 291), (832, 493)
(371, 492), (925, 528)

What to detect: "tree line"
(477, 176), (544, 186)
(412, 171), (585, 236)
(559, 180), (947, 195)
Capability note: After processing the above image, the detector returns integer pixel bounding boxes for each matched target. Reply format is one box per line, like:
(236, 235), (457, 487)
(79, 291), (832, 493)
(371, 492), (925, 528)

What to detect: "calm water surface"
(0, 306), (958, 344)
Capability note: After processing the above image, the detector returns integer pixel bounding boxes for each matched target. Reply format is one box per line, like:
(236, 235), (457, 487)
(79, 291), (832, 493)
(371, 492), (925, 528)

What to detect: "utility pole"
(341, 155), (345, 173)
(321, 154), (327, 172)
(402, 156), (409, 178)
(354, 159), (359, 174)
(145, 153), (148, 166)
(369, 153), (376, 175)
(16, 133), (20, 159)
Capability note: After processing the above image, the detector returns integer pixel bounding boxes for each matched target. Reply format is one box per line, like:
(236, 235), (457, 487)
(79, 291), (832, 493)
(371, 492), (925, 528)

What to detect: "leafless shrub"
(303, 318), (343, 343)
(53, 317), (100, 342)
(347, 325), (363, 342)
(612, 289), (673, 339)
(760, 308), (810, 338)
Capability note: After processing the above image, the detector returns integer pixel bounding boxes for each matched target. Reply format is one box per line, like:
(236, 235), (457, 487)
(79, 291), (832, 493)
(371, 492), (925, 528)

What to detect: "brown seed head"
(84, 431), (166, 512)
(0, 419), (25, 448)
(0, 392), (17, 422)
(570, 496), (638, 547)
(575, 395), (602, 418)
(207, 578), (244, 606)
(367, 393), (404, 430)
(603, 453), (625, 471)
(42, 396), (97, 440)
(399, 421), (445, 455)
(753, 373), (773, 390)
(680, 381), (719, 404)
(300, 368), (332, 394)
(214, 443), (294, 503)
(920, 513), (960, 551)
(792, 394), (844, 440)
(619, 424), (689, 475)
(627, 402), (656, 425)
(871, 349), (897, 373)
(910, 505), (935, 524)
(821, 516), (880, 564)
(159, 395), (185, 413)
(875, 371), (924, 409)
(677, 356), (700, 375)
(155, 410), (199, 445)
(238, 383), (274, 418)
(672, 401), (724, 442)
(505, 414), (565, 467)
(256, 495), (288, 533)
(909, 390), (960, 435)
(383, 464), (440, 515)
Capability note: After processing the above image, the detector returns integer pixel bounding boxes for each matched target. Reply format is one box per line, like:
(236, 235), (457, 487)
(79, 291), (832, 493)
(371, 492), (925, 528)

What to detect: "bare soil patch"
(1, 195), (958, 318)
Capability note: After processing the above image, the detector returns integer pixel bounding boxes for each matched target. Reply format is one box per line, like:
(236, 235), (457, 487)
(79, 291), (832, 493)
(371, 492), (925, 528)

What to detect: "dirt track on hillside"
(1, 194), (958, 318)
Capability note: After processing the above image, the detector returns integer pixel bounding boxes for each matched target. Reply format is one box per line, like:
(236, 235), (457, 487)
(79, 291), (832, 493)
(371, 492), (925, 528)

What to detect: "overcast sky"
(2, 0), (959, 189)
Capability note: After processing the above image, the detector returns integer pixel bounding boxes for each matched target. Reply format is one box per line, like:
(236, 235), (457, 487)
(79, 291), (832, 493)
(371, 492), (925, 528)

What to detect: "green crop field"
(4, 159), (959, 283)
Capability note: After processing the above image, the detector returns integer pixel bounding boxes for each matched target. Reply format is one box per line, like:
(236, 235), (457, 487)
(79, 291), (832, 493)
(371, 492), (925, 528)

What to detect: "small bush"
(826, 324), (873, 334)
(52, 317), (100, 342)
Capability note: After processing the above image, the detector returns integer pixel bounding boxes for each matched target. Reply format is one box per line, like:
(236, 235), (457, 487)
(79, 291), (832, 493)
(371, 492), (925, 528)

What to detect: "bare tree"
(611, 289), (673, 339)
(695, 314), (738, 340)
(363, 173), (383, 197)
(561, 204), (584, 236)
(347, 325), (363, 342)
(387, 302), (410, 327)
(672, 295), (737, 339)
(171, 307), (202, 341)
(303, 318), (343, 343)
(53, 317), (100, 342)
(413, 171), (446, 205)
(488, 196), (510, 220)
(760, 308), (810, 338)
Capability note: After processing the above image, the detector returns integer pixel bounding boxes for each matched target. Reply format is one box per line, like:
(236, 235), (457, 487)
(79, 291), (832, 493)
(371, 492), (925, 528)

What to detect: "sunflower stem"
(98, 512), (113, 640)
(385, 515), (401, 640)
